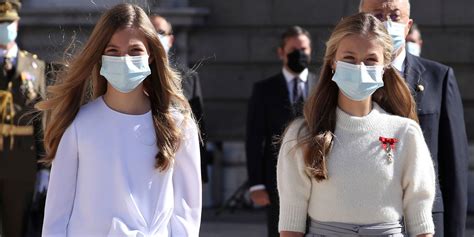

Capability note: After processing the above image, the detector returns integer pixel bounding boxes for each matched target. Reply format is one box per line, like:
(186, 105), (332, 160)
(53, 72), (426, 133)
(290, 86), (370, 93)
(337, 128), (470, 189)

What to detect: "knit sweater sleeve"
(401, 121), (436, 236)
(277, 120), (311, 233)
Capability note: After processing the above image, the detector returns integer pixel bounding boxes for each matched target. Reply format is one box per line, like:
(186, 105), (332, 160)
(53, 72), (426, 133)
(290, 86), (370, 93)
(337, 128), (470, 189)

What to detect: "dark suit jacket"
(404, 53), (469, 237)
(246, 72), (317, 194)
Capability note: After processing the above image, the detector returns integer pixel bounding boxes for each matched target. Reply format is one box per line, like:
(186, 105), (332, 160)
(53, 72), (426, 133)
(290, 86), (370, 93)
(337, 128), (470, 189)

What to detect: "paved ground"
(200, 208), (474, 237)
(200, 208), (266, 237)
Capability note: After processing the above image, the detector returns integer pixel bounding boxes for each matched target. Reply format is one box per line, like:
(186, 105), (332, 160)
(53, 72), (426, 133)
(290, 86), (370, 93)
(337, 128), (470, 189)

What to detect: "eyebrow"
(105, 44), (119, 49)
(341, 51), (355, 55)
(129, 43), (146, 48)
(371, 8), (384, 12)
(366, 53), (379, 58)
(105, 43), (145, 49)
(341, 51), (379, 57)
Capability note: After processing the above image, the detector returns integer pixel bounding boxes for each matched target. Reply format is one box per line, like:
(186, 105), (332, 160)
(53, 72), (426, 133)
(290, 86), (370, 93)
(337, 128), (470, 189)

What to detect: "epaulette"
(19, 50), (39, 60)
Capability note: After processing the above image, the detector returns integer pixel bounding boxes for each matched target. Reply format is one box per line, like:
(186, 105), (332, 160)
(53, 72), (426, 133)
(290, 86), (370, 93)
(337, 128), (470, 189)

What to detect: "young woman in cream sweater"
(277, 13), (435, 237)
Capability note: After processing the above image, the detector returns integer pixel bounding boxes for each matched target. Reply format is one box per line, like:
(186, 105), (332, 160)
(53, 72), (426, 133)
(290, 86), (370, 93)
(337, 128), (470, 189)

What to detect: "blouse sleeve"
(277, 120), (312, 233)
(170, 118), (202, 237)
(401, 121), (436, 236)
(42, 122), (79, 236)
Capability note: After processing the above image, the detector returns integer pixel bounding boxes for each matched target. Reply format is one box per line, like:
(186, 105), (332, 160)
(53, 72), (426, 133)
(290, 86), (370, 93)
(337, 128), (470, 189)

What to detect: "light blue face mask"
(383, 20), (406, 54)
(406, 41), (421, 57)
(0, 22), (17, 45)
(158, 34), (170, 54)
(331, 61), (385, 101)
(100, 55), (151, 93)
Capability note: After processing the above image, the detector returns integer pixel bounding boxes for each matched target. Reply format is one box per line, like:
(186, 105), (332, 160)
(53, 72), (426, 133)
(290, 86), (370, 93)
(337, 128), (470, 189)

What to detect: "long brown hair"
(35, 3), (191, 171)
(298, 13), (418, 181)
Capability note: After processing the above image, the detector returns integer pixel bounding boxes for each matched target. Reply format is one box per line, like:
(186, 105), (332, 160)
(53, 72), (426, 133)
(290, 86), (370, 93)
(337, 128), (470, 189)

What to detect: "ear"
(277, 47), (285, 61)
(169, 35), (175, 49)
(148, 54), (154, 64)
(405, 19), (414, 37)
(408, 19), (414, 28)
(331, 61), (337, 72)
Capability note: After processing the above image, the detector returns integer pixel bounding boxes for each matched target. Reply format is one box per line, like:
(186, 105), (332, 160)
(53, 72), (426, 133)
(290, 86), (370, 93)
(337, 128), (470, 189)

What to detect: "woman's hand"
(280, 231), (304, 237)
(249, 189), (271, 206)
(416, 234), (433, 237)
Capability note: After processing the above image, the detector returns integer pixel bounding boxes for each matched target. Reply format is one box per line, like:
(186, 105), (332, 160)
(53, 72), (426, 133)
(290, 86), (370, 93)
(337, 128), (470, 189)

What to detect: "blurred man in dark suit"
(246, 26), (318, 237)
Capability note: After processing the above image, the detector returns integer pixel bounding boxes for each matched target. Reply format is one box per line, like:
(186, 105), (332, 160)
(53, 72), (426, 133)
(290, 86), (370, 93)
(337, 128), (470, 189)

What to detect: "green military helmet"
(0, 0), (20, 22)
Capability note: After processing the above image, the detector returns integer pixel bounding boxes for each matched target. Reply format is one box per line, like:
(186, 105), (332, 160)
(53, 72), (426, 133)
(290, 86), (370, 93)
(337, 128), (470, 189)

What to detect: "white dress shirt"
(42, 96), (202, 237)
(392, 49), (406, 74)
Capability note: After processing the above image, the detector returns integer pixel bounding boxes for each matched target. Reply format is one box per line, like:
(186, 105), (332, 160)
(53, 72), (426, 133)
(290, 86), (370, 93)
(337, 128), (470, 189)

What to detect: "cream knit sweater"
(277, 103), (435, 236)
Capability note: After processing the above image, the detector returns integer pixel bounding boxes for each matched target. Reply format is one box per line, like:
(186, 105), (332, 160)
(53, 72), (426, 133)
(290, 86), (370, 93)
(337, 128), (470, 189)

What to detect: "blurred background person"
(150, 14), (209, 183)
(360, 0), (469, 236)
(246, 26), (317, 237)
(0, 0), (47, 236)
(406, 23), (423, 57)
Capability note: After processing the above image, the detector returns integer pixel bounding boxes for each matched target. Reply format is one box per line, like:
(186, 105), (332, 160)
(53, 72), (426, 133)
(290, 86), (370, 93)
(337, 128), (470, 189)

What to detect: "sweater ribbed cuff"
(406, 210), (435, 236)
(278, 204), (308, 233)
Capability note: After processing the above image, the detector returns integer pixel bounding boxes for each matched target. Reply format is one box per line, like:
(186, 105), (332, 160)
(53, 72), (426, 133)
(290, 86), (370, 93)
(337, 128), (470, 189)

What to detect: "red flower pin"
(379, 136), (398, 163)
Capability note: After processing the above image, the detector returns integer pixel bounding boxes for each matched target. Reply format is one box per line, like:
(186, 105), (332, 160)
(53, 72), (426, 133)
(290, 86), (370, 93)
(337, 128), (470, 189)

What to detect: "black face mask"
(286, 49), (310, 73)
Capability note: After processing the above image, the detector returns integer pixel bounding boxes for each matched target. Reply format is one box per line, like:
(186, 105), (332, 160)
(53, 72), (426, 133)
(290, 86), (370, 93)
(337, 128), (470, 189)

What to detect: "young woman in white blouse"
(277, 13), (435, 237)
(38, 4), (201, 236)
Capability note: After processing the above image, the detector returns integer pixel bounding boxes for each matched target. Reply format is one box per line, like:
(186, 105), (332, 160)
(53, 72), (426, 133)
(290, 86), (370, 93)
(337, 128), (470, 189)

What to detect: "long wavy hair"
(35, 3), (191, 171)
(297, 13), (418, 181)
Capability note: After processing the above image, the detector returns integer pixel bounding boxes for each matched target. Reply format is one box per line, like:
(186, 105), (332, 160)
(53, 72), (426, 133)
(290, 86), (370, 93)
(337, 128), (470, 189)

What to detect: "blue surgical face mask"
(0, 22), (17, 45)
(383, 20), (406, 54)
(406, 41), (421, 56)
(158, 34), (170, 54)
(100, 55), (151, 93)
(331, 61), (385, 101)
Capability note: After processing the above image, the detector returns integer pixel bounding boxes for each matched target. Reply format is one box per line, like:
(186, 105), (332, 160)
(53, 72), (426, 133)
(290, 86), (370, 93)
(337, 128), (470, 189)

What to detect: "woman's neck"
(337, 93), (372, 117)
(103, 84), (151, 115)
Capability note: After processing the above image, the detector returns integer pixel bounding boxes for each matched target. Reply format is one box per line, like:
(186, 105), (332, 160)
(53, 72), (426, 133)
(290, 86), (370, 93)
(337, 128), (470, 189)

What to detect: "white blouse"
(42, 97), (202, 237)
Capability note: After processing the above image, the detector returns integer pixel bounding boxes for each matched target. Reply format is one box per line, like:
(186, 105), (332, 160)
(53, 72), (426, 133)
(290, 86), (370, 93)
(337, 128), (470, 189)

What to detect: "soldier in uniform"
(0, 0), (47, 236)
